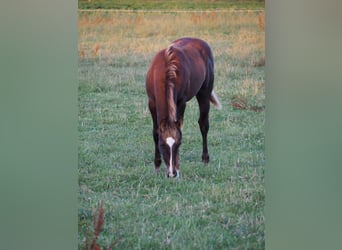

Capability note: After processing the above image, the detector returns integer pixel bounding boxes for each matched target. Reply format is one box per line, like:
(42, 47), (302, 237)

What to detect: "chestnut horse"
(146, 37), (221, 178)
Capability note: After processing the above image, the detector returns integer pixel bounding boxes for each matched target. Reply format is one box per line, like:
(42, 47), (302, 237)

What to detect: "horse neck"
(165, 45), (178, 122)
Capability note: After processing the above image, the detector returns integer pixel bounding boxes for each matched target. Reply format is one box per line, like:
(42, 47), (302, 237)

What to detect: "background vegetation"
(78, 0), (265, 10)
(78, 4), (265, 249)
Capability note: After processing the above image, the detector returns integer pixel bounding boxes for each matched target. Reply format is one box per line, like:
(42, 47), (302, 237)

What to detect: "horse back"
(172, 37), (214, 66)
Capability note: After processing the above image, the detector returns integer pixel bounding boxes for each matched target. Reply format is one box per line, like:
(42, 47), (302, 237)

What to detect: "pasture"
(78, 9), (265, 249)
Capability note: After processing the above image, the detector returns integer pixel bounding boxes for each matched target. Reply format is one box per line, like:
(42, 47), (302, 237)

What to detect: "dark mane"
(164, 45), (178, 122)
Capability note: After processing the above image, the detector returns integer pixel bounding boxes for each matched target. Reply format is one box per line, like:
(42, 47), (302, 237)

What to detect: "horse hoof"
(202, 155), (209, 164)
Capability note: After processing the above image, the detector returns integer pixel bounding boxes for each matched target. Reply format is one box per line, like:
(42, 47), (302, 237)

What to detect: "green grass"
(78, 0), (265, 10)
(79, 10), (265, 249)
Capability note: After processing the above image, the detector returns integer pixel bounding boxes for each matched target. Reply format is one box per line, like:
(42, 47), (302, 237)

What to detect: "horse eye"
(173, 142), (181, 149)
(160, 144), (168, 150)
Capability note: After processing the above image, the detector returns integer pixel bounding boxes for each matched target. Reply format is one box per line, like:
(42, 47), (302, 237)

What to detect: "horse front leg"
(177, 101), (186, 129)
(153, 126), (162, 172)
(149, 100), (162, 172)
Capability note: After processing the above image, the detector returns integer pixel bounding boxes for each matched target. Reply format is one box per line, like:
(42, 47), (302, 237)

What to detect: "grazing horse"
(146, 37), (221, 178)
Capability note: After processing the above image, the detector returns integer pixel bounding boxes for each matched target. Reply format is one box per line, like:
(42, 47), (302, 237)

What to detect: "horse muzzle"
(167, 169), (180, 178)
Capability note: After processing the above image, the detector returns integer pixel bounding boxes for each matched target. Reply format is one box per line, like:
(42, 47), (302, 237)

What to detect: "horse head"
(159, 119), (182, 178)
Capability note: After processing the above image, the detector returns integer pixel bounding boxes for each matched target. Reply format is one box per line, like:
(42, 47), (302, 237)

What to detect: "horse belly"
(185, 82), (202, 101)
(185, 68), (206, 101)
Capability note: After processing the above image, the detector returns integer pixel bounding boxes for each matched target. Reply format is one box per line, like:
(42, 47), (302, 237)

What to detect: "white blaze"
(166, 137), (175, 177)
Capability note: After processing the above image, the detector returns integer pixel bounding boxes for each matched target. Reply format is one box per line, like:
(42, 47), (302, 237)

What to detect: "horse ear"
(175, 120), (182, 129)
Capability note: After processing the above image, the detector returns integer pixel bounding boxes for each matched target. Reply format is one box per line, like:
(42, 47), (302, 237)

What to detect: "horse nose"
(167, 172), (175, 178)
(167, 170), (179, 178)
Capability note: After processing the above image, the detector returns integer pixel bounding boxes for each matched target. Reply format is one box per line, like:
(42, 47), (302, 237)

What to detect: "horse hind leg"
(196, 95), (210, 163)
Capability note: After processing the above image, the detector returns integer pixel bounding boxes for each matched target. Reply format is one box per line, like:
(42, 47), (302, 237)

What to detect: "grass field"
(78, 9), (265, 249)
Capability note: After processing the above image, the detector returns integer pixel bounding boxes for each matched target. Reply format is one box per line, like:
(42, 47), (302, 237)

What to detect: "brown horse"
(146, 37), (221, 178)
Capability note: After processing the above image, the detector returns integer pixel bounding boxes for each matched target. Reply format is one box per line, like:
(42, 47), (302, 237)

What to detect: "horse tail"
(164, 45), (178, 122)
(210, 90), (222, 110)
